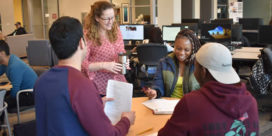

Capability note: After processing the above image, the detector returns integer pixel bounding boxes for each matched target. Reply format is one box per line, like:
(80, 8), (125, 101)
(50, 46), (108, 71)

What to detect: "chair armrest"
(16, 89), (33, 108)
(16, 89), (33, 97)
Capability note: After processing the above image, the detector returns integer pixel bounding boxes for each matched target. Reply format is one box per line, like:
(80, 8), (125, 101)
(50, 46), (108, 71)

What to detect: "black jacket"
(8, 27), (27, 36)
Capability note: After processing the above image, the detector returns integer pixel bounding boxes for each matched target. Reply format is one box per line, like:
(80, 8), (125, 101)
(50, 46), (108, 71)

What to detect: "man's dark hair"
(15, 22), (21, 25)
(49, 16), (83, 60)
(0, 40), (10, 56)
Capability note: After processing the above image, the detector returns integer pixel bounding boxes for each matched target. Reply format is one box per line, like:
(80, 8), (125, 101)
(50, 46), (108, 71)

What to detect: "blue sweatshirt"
(35, 66), (130, 136)
(0, 54), (38, 97)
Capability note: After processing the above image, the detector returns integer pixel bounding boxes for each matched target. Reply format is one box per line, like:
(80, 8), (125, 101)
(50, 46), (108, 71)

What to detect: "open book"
(142, 99), (180, 114)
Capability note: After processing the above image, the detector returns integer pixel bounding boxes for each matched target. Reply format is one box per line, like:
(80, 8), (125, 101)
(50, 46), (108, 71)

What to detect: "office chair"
(16, 89), (34, 123)
(136, 44), (168, 86)
(27, 40), (58, 76)
(27, 40), (54, 66)
(262, 47), (272, 75)
(0, 90), (12, 136)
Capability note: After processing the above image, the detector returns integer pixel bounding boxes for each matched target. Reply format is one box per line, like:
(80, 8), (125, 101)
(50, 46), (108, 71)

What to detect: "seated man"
(34, 16), (135, 136)
(158, 42), (259, 135)
(7, 22), (27, 36)
(0, 40), (37, 111)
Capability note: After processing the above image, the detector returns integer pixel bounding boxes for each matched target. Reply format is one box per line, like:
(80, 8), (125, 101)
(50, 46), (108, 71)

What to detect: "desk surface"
(127, 97), (174, 136)
(0, 82), (12, 90)
(232, 47), (262, 61)
(233, 47), (262, 53)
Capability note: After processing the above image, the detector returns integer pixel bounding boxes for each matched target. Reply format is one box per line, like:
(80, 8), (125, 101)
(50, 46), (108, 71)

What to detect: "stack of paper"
(104, 80), (133, 125)
(142, 99), (180, 114)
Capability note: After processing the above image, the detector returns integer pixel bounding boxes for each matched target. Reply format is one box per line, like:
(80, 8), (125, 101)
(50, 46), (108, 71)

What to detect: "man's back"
(158, 81), (259, 136)
(35, 66), (130, 136)
(0, 54), (37, 97)
(35, 66), (89, 136)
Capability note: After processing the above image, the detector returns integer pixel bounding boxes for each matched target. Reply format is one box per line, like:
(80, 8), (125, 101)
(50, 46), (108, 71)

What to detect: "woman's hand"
(142, 87), (157, 99)
(102, 62), (123, 74)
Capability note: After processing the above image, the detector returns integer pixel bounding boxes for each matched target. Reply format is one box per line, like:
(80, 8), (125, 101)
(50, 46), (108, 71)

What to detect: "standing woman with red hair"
(82, 1), (128, 96)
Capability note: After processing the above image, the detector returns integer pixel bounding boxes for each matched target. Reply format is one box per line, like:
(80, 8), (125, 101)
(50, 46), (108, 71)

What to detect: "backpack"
(250, 47), (272, 95)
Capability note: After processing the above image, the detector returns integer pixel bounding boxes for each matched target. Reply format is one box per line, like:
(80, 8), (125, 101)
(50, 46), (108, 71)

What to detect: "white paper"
(104, 80), (133, 125)
(142, 99), (179, 114)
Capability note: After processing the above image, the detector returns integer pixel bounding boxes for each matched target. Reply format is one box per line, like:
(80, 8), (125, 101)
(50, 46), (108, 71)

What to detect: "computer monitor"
(258, 25), (272, 45)
(211, 18), (233, 24)
(200, 24), (232, 42)
(231, 24), (242, 42)
(171, 23), (198, 35)
(239, 18), (264, 30)
(182, 18), (201, 24)
(120, 24), (144, 41)
(144, 24), (155, 40)
(182, 18), (202, 28)
(162, 25), (181, 42)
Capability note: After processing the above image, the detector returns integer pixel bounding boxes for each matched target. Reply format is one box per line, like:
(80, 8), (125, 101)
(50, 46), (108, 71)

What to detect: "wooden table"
(127, 97), (173, 136)
(0, 82), (12, 90)
(231, 47), (263, 74)
(232, 47), (262, 61)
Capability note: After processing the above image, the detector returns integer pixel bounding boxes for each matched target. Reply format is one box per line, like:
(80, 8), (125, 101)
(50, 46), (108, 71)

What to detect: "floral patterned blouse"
(81, 29), (127, 95)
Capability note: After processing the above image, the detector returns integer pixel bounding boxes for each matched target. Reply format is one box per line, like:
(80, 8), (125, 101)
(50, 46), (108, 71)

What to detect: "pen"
(136, 127), (153, 135)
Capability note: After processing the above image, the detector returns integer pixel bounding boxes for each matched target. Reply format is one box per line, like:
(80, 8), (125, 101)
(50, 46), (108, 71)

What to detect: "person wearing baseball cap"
(158, 42), (259, 136)
(7, 21), (27, 36)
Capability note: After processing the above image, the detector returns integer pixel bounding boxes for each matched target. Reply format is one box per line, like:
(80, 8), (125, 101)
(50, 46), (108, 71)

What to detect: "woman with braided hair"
(143, 29), (201, 99)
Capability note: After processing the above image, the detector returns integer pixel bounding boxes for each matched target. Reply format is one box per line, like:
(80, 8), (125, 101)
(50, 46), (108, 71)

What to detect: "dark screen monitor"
(144, 24), (155, 40)
(239, 18), (264, 30)
(182, 18), (202, 28)
(182, 18), (201, 24)
(171, 23), (198, 35)
(231, 24), (242, 41)
(120, 24), (144, 41)
(258, 25), (272, 44)
(211, 18), (233, 24)
(200, 24), (232, 42)
(162, 25), (181, 42)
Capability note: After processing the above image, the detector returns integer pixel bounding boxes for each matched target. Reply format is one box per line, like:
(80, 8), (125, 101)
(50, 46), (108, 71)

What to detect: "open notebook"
(142, 99), (180, 114)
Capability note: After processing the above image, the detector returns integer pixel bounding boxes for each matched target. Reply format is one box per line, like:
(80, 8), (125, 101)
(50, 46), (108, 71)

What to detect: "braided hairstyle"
(175, 29), (201, 64)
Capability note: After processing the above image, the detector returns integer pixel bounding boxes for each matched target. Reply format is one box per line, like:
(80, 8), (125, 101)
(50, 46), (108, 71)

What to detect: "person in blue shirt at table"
(0, 40), (37, 112)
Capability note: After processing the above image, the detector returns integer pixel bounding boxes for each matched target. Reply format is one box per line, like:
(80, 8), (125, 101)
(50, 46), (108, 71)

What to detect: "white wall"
(212, 0), (217, 19)
(173, 0), (181, 23)
(0, 0), (15, 35)
(58, 0), (105, 23)
(157, 0), (181, 28)
(193, 0), (200, 18)
(244, 0), (272, 24)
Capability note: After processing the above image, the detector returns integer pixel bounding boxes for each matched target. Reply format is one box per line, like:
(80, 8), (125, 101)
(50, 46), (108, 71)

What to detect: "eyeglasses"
(100, 16), (115, 22)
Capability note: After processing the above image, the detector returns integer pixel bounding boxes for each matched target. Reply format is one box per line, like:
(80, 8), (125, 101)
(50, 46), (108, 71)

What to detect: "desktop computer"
(258, 25), (272, 46)
(171, 23), (199, 35)
(162, 25), (181, 42)
(120, 24), (144, 41)
(200, 23), (242, 50)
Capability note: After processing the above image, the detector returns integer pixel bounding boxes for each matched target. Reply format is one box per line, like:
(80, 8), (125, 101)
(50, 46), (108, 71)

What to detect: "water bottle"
(118, 53), (127, 74)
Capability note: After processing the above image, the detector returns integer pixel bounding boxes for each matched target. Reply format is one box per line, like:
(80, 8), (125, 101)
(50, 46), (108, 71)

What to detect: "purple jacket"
(158, 81), (259, 136)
